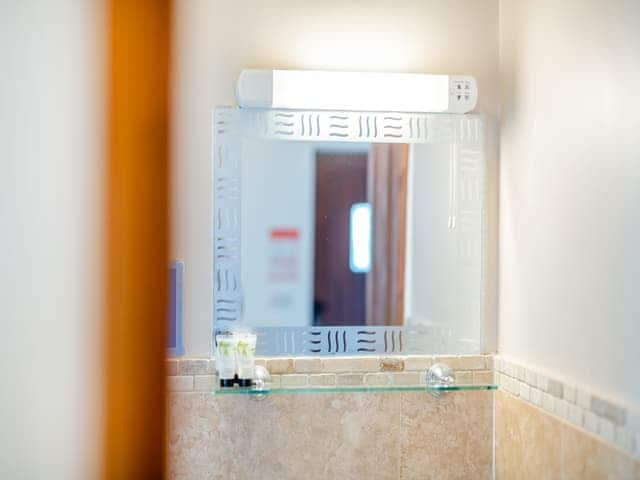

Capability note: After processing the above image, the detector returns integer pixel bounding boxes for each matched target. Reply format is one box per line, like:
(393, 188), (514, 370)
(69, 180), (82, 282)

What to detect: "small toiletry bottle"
(236, 332), (257, 387)
(215, 332), (238, 388)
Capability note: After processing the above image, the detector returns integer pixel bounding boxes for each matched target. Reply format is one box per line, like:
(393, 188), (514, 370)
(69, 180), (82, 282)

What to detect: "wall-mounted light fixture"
(237, 69), (477, 113)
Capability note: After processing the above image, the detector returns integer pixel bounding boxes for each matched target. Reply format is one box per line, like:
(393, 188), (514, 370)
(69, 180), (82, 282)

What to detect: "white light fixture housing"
(237, 69), (477, 114)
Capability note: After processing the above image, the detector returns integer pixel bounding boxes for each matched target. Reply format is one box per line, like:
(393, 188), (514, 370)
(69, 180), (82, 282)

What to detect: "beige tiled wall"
(167, 354), (494, 479)
(496, 391), (640, 479)
(168, 353), (640, 478)
(168, 390), (493, 480)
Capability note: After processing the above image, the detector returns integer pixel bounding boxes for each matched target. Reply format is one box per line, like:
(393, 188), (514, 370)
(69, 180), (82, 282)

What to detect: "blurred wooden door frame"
(103, 1), (171, 478)
(366, 144), (408, 326)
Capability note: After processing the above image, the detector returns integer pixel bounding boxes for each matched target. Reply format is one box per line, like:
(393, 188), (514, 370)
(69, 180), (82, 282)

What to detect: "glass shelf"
(212, 384), (497, 396)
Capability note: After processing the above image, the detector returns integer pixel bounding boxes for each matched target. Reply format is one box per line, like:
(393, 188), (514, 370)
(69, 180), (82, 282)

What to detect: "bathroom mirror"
(213, 108), (485, 355)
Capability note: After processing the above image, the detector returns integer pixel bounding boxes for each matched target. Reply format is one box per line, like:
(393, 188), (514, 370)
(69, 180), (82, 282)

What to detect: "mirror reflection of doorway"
(313, 152), (368, 326)
(313, 145), (409, 327)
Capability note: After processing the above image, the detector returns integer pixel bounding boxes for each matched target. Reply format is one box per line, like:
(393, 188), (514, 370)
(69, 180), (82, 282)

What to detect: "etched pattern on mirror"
(212, 108), (485, 356)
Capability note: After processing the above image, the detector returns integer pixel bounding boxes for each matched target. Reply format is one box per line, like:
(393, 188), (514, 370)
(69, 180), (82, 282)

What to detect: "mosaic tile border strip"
(496, 355), (640, 460)
(167, 354), (493, 392)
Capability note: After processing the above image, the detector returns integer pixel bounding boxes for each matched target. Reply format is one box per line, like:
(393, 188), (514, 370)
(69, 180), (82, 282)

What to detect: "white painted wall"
(499, 0), (640, 408)
(0, 1), (103, 478)
(172, 0), (500, 356)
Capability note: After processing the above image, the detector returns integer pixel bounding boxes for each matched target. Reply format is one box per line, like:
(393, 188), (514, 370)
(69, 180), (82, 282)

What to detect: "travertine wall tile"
(563, 384), (577, 404)
(168, 390), (495, 480)
(294, 357), (322, 373)
(615, 426), (636, 453)
(495, 356), (640, 461)
(591, 396), (627, 426)
(473, 370), (494, 385)
(494, 356), (503, 372)
(379, 357), (405, 372)
(167, 353), (640, 479)
(483, 355), (494, 370)
(280, 374), (308, 388)
(308, 374), (336, 386)
(266, 358), (294, 374)
(503, 376), (519, 396)
(547, 378), (564, 398)
(178, 359), (214, 375)
(537, 373), (549, 392)
(542, 393), (554, 413)
(457, 355), (486, 370)
(568, 403), (584, 427)
(525, 368), (537, 387)
(513, 363), (526, 382)
(530, 386), (543, 407)
(496, 391), (563, 480)
(364, 373), (391, 386)
(401, 391), (493, 480)
(321, 357), (379, 373)
(434, 356), (460, 370)
(577, 389), (591, 410)
(168, 392), (402, 480)
(584, 411), (599, 434)
(168, 375), (194, 392)
(269, 374), (282, 389)
(562, 416), (640, 480)
(391, 372), (421, 386)
(336, 374), (365, 386)
(519, 382), (531, 402)
(553, 397), (569, 421)
(498, 390), (639, 477)
(404, 355), (433, 371)
(454, 371), (473, 385)
(599, 418), (616, 443)
(194, 375), (217, 392)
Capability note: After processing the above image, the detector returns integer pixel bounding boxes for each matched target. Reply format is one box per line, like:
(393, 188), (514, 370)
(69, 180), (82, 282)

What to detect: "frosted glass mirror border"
(212, 107), (486, 356)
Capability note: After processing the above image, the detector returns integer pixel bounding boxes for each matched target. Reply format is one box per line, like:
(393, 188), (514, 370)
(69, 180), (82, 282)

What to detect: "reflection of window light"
(349, 203), (372, 273)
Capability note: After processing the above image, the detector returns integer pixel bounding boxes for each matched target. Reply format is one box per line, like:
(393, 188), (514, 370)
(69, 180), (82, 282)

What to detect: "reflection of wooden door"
(314, 152), (368, 326)
(367, 144), (408, 326)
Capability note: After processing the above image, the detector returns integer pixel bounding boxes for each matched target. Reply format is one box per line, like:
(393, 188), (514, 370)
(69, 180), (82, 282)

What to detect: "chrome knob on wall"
(426, 363), (455, 398)
(253, 365), (271, 392)
(249, 365), (272, 401)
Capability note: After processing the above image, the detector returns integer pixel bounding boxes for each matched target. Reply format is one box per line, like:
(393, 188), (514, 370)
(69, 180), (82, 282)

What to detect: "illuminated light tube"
(237, 69), (477, 113)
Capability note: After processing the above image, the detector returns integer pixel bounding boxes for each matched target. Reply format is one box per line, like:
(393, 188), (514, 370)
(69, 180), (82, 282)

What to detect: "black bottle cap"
(220, 378), (235, 388)
(238, 378), (252, 388)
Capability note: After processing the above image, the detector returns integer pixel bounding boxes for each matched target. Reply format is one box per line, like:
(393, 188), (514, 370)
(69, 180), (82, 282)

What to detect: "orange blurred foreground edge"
(103, 0), (172, 478)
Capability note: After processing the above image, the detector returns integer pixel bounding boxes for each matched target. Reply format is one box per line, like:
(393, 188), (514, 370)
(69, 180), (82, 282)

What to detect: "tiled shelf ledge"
(167, 354), (495, 393)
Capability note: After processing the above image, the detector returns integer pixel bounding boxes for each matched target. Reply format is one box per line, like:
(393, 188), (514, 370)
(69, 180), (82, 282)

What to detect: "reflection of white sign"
(268, 228), (300, 283)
